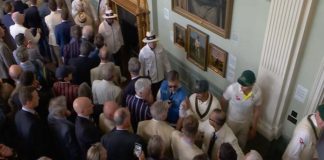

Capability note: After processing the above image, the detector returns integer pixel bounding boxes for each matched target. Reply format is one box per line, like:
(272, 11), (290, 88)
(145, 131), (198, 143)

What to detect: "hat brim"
(102, 14), (118, 19)
(143, 37), (159, 43)
(237, 78), (253, 87)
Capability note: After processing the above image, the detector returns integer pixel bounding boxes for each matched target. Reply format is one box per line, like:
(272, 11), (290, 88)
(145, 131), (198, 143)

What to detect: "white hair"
(135, 78), (151, 94)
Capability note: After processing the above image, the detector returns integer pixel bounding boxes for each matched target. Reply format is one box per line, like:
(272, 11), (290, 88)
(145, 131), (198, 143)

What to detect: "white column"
(257, 0), (315, 140)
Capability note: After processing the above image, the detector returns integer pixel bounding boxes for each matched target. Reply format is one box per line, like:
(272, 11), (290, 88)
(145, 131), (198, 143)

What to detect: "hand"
(248, 127), (257, 140)
(0, 144), (13, 157)
(138, 151), (145, 160)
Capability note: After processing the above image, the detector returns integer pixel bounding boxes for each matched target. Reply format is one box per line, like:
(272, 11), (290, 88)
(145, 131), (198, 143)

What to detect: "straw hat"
(142, 31), (159, 43)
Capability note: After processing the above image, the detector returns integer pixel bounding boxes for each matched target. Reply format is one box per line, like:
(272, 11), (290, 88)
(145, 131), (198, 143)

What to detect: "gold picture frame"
(172, 0), (234, 38)
(208, 43), (227, 77)
(173, 23), (186, 50)
(187, 25), (209, 71)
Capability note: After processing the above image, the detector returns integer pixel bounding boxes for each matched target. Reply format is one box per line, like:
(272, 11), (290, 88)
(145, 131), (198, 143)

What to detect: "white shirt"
(223, 82), (262, 123)
(139, 44), (171, 83)
(22, 106), (37, 115)
(10, 24), (40, 45)
(201, 123), (244, 160)
(92, 79), (122, 105)
(283, 114), (320, 160)
(98, 20), (124, 54)
(45, 11), (62, 46)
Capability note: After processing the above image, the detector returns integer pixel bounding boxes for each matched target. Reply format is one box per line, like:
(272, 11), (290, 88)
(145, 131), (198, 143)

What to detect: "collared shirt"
(139, 44), (171, 83)
(98, 20), (124, 54)
(22, 106), (37, 115)
(78, 115), (90, 120)
(223, 82), (262, 123)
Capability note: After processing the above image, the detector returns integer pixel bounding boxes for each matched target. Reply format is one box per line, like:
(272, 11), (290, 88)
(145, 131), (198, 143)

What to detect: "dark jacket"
(69, 56), (96, 85)
(14, 109), (50, 160)
(24, 6), (42, 29)
(48, 116), (81, 160)
(13, 1), (28, 14)
(101, 130), (145, 160)
(75, 116), (101, 158)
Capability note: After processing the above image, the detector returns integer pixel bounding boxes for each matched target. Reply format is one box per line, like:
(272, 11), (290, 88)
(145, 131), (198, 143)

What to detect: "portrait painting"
(173, 23), (186, 49)
(187, 25), (208, 71)
(172, 0), (233, 38)
(208, 43), (227, 77)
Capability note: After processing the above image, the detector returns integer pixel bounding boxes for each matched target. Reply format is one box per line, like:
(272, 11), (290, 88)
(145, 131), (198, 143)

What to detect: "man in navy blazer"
(23, 0), (42, 29)
(69, 41), (96, 85)
(48, 96), (81, 160)
(73, 97), (101, 159)
(101, 108), (145, 160)
(15, 86), (50, 160)
(55, 9), (73, 57)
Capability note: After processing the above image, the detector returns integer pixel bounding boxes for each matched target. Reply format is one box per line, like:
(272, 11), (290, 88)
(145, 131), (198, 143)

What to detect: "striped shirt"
(53, 81), (79, 110)
(63, 38), (81, 65)
(126, 95), (152, 132)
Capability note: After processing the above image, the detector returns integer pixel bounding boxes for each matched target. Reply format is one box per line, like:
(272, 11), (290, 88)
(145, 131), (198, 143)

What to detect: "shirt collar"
(22, 106), (37, 115)
(78, 115), (90, 119)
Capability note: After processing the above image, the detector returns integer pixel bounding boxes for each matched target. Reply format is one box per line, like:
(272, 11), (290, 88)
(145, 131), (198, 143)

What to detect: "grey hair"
(150, 101), (168, 121)
(48, 96), (67, 118)
(113, 108), (129, 126)
(135, 78), (151, 94)
(99, 63), (115, 81)
(128, 57), (141, 74)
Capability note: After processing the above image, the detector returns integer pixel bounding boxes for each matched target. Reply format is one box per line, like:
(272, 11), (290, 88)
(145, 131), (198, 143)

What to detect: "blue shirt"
(159, 80), (187, 124)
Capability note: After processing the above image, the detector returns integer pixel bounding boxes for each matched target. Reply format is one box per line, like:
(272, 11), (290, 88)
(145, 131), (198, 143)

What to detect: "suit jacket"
(13, 0), (28, 13)
(14, 109), (49, 160)
(137, 119), (175, 157)
(75, 116), (101, 157)
(201, 123), (244, 160)
(171, 131), (203, 160)
(55, 21), (73, 50)
(0, 40), (16, 79)
(121, 76), (149, 107)
(45, 11), (62, 46)
(38, 2), (51, 18)
(90, 62), (122, 85)
(24, 6), (42, 29)
(48, 116), (81, 160)
(101, 129), (145, 160)
(69, 56), (96, 85)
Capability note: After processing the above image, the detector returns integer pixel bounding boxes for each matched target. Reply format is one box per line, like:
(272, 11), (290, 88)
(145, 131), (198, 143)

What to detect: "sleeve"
(254, 87), (263, 106)
(71, 1), (78, 17)
(54, 27), (61, 46)
(222, 84), (234, 101)
(0, 45), (16, 67)
(283, 131), (308, 160)
(230, 137), (244, 160)
(25, 29), (40, 44)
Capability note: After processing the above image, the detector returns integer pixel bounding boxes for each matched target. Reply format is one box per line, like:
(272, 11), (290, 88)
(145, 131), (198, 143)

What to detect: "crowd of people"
(1, 0), (323, 160)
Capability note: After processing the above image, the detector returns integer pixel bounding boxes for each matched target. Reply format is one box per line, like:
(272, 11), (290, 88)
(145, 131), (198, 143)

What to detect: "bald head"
(12, 12), (24, 24)
(113, 108), (130, 128)
(99, 45), (109, 62)
(9, 65), (22, 82)
(103, 101), (119, 120)
(73, 97), (93, 116)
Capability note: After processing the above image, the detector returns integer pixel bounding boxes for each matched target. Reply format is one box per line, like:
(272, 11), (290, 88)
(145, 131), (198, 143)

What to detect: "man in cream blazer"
(137, 101), (175, 157)
(201, 108), (244, 160)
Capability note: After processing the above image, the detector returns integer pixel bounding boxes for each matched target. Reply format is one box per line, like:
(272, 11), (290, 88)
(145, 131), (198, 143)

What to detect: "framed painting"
(172, 0), (233, 38)
(173, 23), (186, 49)
(187, 25), (208, 71)
(208, 43), (227, 77)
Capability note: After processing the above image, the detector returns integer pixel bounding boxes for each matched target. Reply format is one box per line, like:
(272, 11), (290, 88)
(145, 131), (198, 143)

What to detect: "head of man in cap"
(237, 70), (256, 95)
(143, 31), (159, 49)
(194, 80), (209, 102)
(102, 8), (117, 25)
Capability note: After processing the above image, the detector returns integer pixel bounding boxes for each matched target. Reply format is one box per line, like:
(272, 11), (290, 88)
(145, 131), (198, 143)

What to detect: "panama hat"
(102, 9), (117, 19)
(142, 31), (159, 43)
